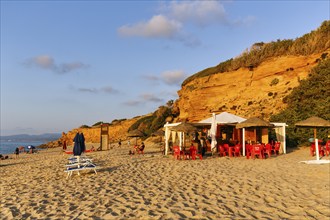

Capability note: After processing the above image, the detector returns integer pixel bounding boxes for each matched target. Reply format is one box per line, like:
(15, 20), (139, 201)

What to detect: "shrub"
(270, 78), (279, 86)
(270, 58), (330, 147)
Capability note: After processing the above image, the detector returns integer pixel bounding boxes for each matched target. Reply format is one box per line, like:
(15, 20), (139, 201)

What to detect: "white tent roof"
(198, 112), (246, 124)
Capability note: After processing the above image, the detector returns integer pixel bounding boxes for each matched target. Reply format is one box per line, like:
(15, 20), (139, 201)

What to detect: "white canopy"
(198, 112), (246, 124)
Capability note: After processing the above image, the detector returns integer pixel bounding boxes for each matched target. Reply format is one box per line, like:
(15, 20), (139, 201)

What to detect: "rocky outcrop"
(174, 52), (329, 122)
(43, 116), (144, 148)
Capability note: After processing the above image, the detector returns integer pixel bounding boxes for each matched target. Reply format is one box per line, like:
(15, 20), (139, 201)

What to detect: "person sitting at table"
(136, 142), (145, 155)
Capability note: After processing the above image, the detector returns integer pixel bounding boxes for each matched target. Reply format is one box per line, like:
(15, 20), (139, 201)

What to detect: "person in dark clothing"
(15, 147), (19, 158)
(63, 140), (67, 151)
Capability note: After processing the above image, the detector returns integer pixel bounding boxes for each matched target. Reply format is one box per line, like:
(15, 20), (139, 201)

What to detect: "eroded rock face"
(43, 117), (141, 148)
(175, 53), (327, 122)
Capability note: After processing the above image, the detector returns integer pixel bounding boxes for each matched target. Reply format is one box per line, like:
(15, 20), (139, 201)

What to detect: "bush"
(270, 58), (330, 147)
(182, 21), (330, 86)
(270, 78), (279, 86)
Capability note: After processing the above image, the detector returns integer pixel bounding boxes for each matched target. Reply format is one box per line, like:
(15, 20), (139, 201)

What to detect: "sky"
(1, 0), (329, 136)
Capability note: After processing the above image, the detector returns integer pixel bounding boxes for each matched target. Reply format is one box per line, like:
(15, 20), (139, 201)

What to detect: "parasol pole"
(313, 128), (317, 139)
(315, 138), (320, 161)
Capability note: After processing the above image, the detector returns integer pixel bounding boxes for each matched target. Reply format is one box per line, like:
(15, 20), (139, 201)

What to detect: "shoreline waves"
(1, 143), (329, 219)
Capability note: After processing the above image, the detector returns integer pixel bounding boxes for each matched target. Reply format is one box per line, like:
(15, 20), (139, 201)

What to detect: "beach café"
(164, 112), (287, 156)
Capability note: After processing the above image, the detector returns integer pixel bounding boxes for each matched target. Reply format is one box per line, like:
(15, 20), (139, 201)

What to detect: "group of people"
(14, 145), (36, 158)
(128, 142), (145, 156)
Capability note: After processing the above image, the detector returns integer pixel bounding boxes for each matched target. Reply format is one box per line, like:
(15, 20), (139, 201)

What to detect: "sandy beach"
(1, 143), (329, 220)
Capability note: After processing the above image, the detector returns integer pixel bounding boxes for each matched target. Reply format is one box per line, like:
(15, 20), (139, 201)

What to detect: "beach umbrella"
(169, 123), (197, 148)
(295, 116), (330, 161)
(236, 117), (273, 129)
(80, 133), (86, 153)
(73, 133), (83, 156)
(127, 129), (145, 145)
(236, 117), (273, 155)
(295, 116), (330, 139)
(169, 122), (197, 133)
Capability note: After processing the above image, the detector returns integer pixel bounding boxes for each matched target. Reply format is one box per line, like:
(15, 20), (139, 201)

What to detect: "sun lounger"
(64, 156), (97, 178)
(68, 156), (93, 164)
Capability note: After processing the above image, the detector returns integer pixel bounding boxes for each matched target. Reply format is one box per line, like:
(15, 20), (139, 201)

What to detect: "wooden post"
(100, 123), (109, 151)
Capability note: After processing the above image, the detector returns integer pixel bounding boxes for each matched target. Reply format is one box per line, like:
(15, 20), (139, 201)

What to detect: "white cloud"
(166, 0), (227, 27)
(32, 55), (55, 69)
(141, 93), (164, 103)
(142, 75), (160, 81)
(123, 100), (142, 106)
(78, 88), (98, 93)
(118, 1), (254, 47)
(161, 70), (186, 86)
(118, 14), (182, 38)
(101, 86), (119, 94)
(25, 55), (88, 74)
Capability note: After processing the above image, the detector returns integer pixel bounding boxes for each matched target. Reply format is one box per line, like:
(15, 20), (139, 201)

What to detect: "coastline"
(1, 143), (329, 219)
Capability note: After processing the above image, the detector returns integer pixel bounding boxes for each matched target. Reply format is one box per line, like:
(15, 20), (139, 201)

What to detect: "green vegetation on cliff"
(128, 101), (177, 138)
(270, 58), (330, 147)
(183, 20), (330, 86)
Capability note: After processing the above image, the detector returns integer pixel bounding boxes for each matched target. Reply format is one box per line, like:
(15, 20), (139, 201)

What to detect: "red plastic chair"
(310, 143), (316, 156)
(233, 144), (241, 157)
(264, 143), (272, 158)
(218, 145), (227, 157)
(246, 144), (253, 159)
(190, 146), (203, 160)
(224, 144), (234, 157)
(273, 142), (281, 155)
(325, 141), (330, 156)
(252, 144), (264, 159)
(311, 142), (325, 157)
(173, 146), (181, 160)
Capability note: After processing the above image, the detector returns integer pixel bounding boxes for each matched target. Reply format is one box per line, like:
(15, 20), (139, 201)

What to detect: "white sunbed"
(67, 155), (93, 164)
(65, 156), (97, 178)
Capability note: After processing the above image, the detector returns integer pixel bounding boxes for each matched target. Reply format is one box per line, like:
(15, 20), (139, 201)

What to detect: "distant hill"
(0, 133), (62, 142)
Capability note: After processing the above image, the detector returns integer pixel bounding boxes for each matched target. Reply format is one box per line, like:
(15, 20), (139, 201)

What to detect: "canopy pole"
(242, 128), (246, 156)
(283, 124), (286, 154)
(165, 123), (169, 155)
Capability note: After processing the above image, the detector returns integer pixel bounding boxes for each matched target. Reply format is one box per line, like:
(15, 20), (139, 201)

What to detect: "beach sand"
(1, 143), (329, 220)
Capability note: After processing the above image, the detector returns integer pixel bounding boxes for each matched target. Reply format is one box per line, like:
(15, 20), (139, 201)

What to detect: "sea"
(0, 140), (46, 155)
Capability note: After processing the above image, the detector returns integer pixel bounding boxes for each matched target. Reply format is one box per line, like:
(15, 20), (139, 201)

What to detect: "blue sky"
(1, 0), (329, 135)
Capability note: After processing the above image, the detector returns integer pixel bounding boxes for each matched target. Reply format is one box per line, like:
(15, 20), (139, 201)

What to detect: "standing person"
(63, 140), (67, 151)
(15, 147), (19, 158)
(118, 139), (122, 147)
(127, 140), (130, 147)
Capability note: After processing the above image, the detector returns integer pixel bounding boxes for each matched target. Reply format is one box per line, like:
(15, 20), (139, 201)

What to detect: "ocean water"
(0, 140), (45, 155)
